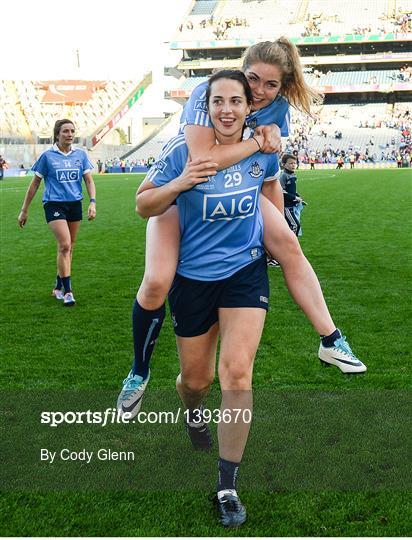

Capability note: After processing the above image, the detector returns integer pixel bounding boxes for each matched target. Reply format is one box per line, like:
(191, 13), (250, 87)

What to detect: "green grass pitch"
(0, 169), (411, 536)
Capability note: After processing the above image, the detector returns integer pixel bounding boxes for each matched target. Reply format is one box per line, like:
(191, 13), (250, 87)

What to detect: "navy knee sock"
(131, 299), (165, 380)
(55, 275), (63, 290)
(321, 328), (341, 347)
(217, 457), (241, 492)
(62, 276), (71, 294)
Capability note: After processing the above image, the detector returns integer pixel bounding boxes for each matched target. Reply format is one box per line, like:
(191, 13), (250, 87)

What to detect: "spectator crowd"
(178, 15), (248, 40)
(283, 103), (411, 167)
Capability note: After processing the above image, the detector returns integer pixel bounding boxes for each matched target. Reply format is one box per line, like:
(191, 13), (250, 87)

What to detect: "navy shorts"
(168, 256), (269, 337)
(44, 201), (82, 223)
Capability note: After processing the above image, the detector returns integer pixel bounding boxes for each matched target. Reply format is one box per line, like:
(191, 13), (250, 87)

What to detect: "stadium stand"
(121, 112), (182, 162)
(190, 0), (219, 16)
(173, 0), (411, 41)
(177, 69), (410, 90)
(1, 0), (410, 169)
(160, 0), (411, 167)
(1, 77), (150, 144)
(0, 80), (31, 141)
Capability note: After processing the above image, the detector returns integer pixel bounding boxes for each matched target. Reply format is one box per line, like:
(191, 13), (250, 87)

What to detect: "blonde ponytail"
(242, 37), (323, 116)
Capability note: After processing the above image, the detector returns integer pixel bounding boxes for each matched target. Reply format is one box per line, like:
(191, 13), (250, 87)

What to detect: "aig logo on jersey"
(56, 169), (80, 183)
(203, 186), (259, 222)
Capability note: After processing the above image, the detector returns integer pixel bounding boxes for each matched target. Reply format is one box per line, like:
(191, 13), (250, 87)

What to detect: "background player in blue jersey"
(136, 70), (279, 527)
(18, 119), (96, 306)
(117, 38), (366, 416)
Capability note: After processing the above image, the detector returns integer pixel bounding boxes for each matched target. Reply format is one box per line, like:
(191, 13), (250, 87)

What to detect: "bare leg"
(48, 220), (74, 278)
(260, 196), (336, 336)
(137, 206), (180, 309)
(175, 323), (219, 410)
(217, 307), (266, 463)
(67, 220), (81, 270)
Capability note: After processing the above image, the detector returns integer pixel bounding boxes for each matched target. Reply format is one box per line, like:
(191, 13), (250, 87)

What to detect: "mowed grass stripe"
(1, 170), (411, 388)
(0, 169), (411, 536)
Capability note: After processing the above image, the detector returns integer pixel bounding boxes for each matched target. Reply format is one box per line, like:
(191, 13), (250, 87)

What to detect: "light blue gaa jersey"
(32, 144), (93, 203)
(179, 80), (290, 136)
(147, 135), (280, 281)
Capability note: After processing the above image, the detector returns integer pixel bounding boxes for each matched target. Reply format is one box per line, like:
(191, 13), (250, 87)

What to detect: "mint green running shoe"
(117, 370), (150, 418)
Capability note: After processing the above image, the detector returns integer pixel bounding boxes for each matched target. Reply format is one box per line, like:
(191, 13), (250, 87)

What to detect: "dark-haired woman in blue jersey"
(18, 119), (96, 306)
(137, 70), (279, 527)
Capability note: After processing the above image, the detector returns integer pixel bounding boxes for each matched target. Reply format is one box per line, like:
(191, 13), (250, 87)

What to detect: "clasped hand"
(254, 124), (282, 153)
(175, 157), (218, 192)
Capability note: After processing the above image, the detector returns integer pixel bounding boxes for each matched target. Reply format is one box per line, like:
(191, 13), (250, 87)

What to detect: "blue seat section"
(190, 0), (218, 16)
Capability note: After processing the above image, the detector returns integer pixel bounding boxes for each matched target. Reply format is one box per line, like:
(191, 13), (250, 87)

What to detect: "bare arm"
(136, 180), (182, 218)
(83, 171), (96, 221)
(185, 125), (261, 170)
(136, 157), (217, 218)
(185, 123), (281, 170)
(18, 175), (42, 227)
(261, 178), (284, 214)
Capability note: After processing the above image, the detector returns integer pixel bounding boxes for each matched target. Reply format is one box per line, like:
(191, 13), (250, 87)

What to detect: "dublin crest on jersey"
(154, 159), (168, 173)
(246, 118), (257, 129)
(249, 161), (263, 178)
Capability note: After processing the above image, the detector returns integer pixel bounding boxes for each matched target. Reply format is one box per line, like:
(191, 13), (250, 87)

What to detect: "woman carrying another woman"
(117, 38), (365, 419)
(136, 69), (280, 527)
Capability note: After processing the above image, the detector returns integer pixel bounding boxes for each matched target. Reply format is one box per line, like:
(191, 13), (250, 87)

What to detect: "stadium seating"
(284, 101), (407, 161)
(215, 0), (301, 40)
(0, 80), (31, 140)
(1, 0), (410, 166)
(173, 0), (411, 42)
(118, 98), (406, 166)
(304, 0), (389, 35)
(2, 80), (138, 141)
(177, 69), (409, 91)
(123, 112), (182, 161)
(174, 0), (302, 42)
(302, 118), (401, 154)
(190, 0), (219, 16)
(180, 77), (208, 91)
